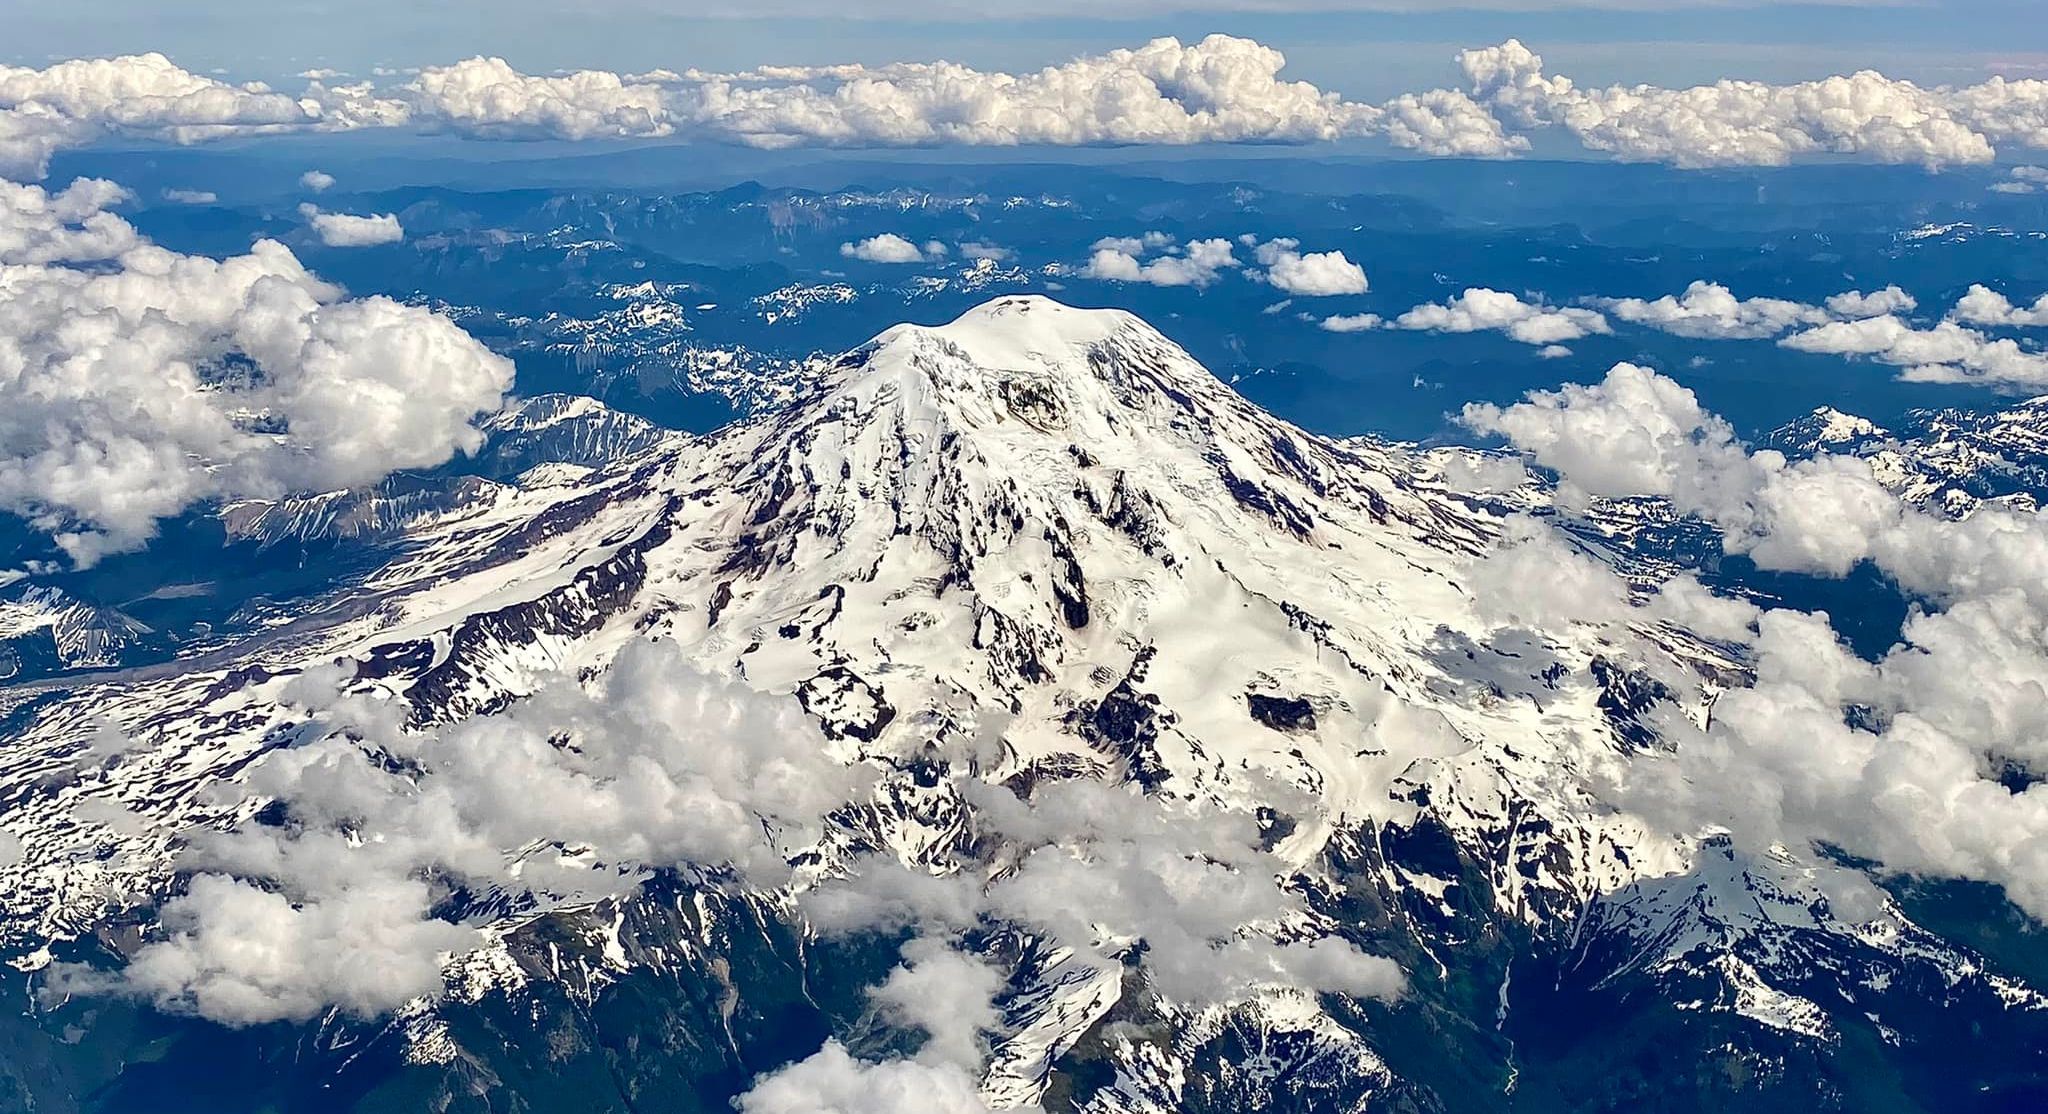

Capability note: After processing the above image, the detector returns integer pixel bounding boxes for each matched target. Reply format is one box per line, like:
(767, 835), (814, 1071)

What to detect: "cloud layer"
(7, 38), (2048, 173)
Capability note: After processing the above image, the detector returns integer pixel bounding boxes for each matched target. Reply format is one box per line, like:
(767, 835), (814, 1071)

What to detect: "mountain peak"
(826, 294), (1238, 444)
(881, 295), (1140, 356)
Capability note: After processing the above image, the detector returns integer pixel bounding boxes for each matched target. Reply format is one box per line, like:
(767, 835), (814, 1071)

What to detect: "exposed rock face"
(0, 297), (2042, 1114)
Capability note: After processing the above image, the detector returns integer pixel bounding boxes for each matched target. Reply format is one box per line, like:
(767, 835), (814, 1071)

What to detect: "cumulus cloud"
(1393, 287), (1609, 345)
(1585, 280), (2048, 391)
(1826, 285), (1917, 318)
(299, 203), (404, 246)
(0, 54), (320, 178)
(0, 177), (508, 564)
(1083, 235), (1237, 287)
(59, 873), (474, 1026)
(1596, 281), (1832, 340)
(56, 638), (867, 1024)
(395, 57), (672, 140)
(1320, 312), (1381, 333)
(299, 169), (335, 192)
(1462, 362), (2048, 919)
(957, 241), (1012, 262)
(1780, 315), (2048, 390)
(1378, 88), (1528, 159)
(1093, 232), (1174, 255)
(868, 936), (1005, 1071)
(1457, 38), (1999, 170)
(1252, 238), (1368, 296)
(1464, 362), (2048, 599)
(1952, 283), (2048, 328)
(840, 233), (931, 264)
(1597, 282), (1920, 340)
(302, 36), (1380, 151)
(11, 38), (2048, 172)
(1623, 598), (2048, 922)
(0, 176), (139, 263)
(736, 1042), (990, 1114)
(161, 187), (216, 204)
(1991, 165), (2048, 194)
(675, 35), (1379, 149)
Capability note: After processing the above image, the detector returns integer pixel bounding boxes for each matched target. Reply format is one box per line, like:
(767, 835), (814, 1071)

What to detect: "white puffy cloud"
(59, 637), (867, 1025)
(1320, 312), (1382, 333)
(1462, 362), (1741, 501)
(51, 873), (473, 1026)
(0, 176), (508, 565)
(1597, 282), (1922, 341)
(161, 187), (216, 204)
(1585, 280), (2048, 390)
(840, 233), (930, 264)
(1092, 231), (1174, 255)
(10, 39), (2048, 171)
(1992, 165), (2048, 194)
(1378, 88), (1528, 159)
(1083, 236), (1237, 288)
(299, 203), (404, 247)
(1464, 362), (2048, 600)
(1393, 287), (1610, 346)
(736, 1042), (990, 1114)
(1623, 589), (2048, 922)
(868, 936), (1005, 1071)
(1825, 285), (1916, 319)
(1463, 362), (2048, 918)
(1457, 39), (1998, 170)
(1464, 515), (1634, 631)
(957, 241), (1012, 262)
(1252, 238), (1368, 296)
(1780, 315), (2048, 390)
(399, 57), (672, 140)
(0, 54), (320, 178)
(0, 176), (139, 263)
(299, 169), (335, 192)
(1952, 283), (2048, 328)
(1595, 281), (1831, 340)
(1943, 78), (2048, 154)
(676, 35), (1379, 149)
(307, 36), (1380, 150)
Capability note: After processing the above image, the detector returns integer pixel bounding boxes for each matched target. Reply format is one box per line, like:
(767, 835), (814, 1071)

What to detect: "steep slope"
(0, 297), (2040, 1113)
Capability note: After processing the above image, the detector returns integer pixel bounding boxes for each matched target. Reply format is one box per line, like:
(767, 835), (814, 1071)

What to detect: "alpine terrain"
(0, 296), (2042, 1114)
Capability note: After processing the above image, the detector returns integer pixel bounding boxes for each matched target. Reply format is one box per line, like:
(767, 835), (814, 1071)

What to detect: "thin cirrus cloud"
(4, 35), (2048, 177)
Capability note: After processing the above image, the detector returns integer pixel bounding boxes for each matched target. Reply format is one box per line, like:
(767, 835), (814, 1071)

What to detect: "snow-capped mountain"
(1768, 398), (2048, 516)
(0, 297), (2040, 1113)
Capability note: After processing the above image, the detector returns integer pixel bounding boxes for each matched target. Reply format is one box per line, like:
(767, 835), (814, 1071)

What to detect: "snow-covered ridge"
(0, 296), (2034, 1109)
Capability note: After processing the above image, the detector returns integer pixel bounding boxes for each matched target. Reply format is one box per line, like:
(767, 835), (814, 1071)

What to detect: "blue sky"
(7, 0), (2044, 95)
